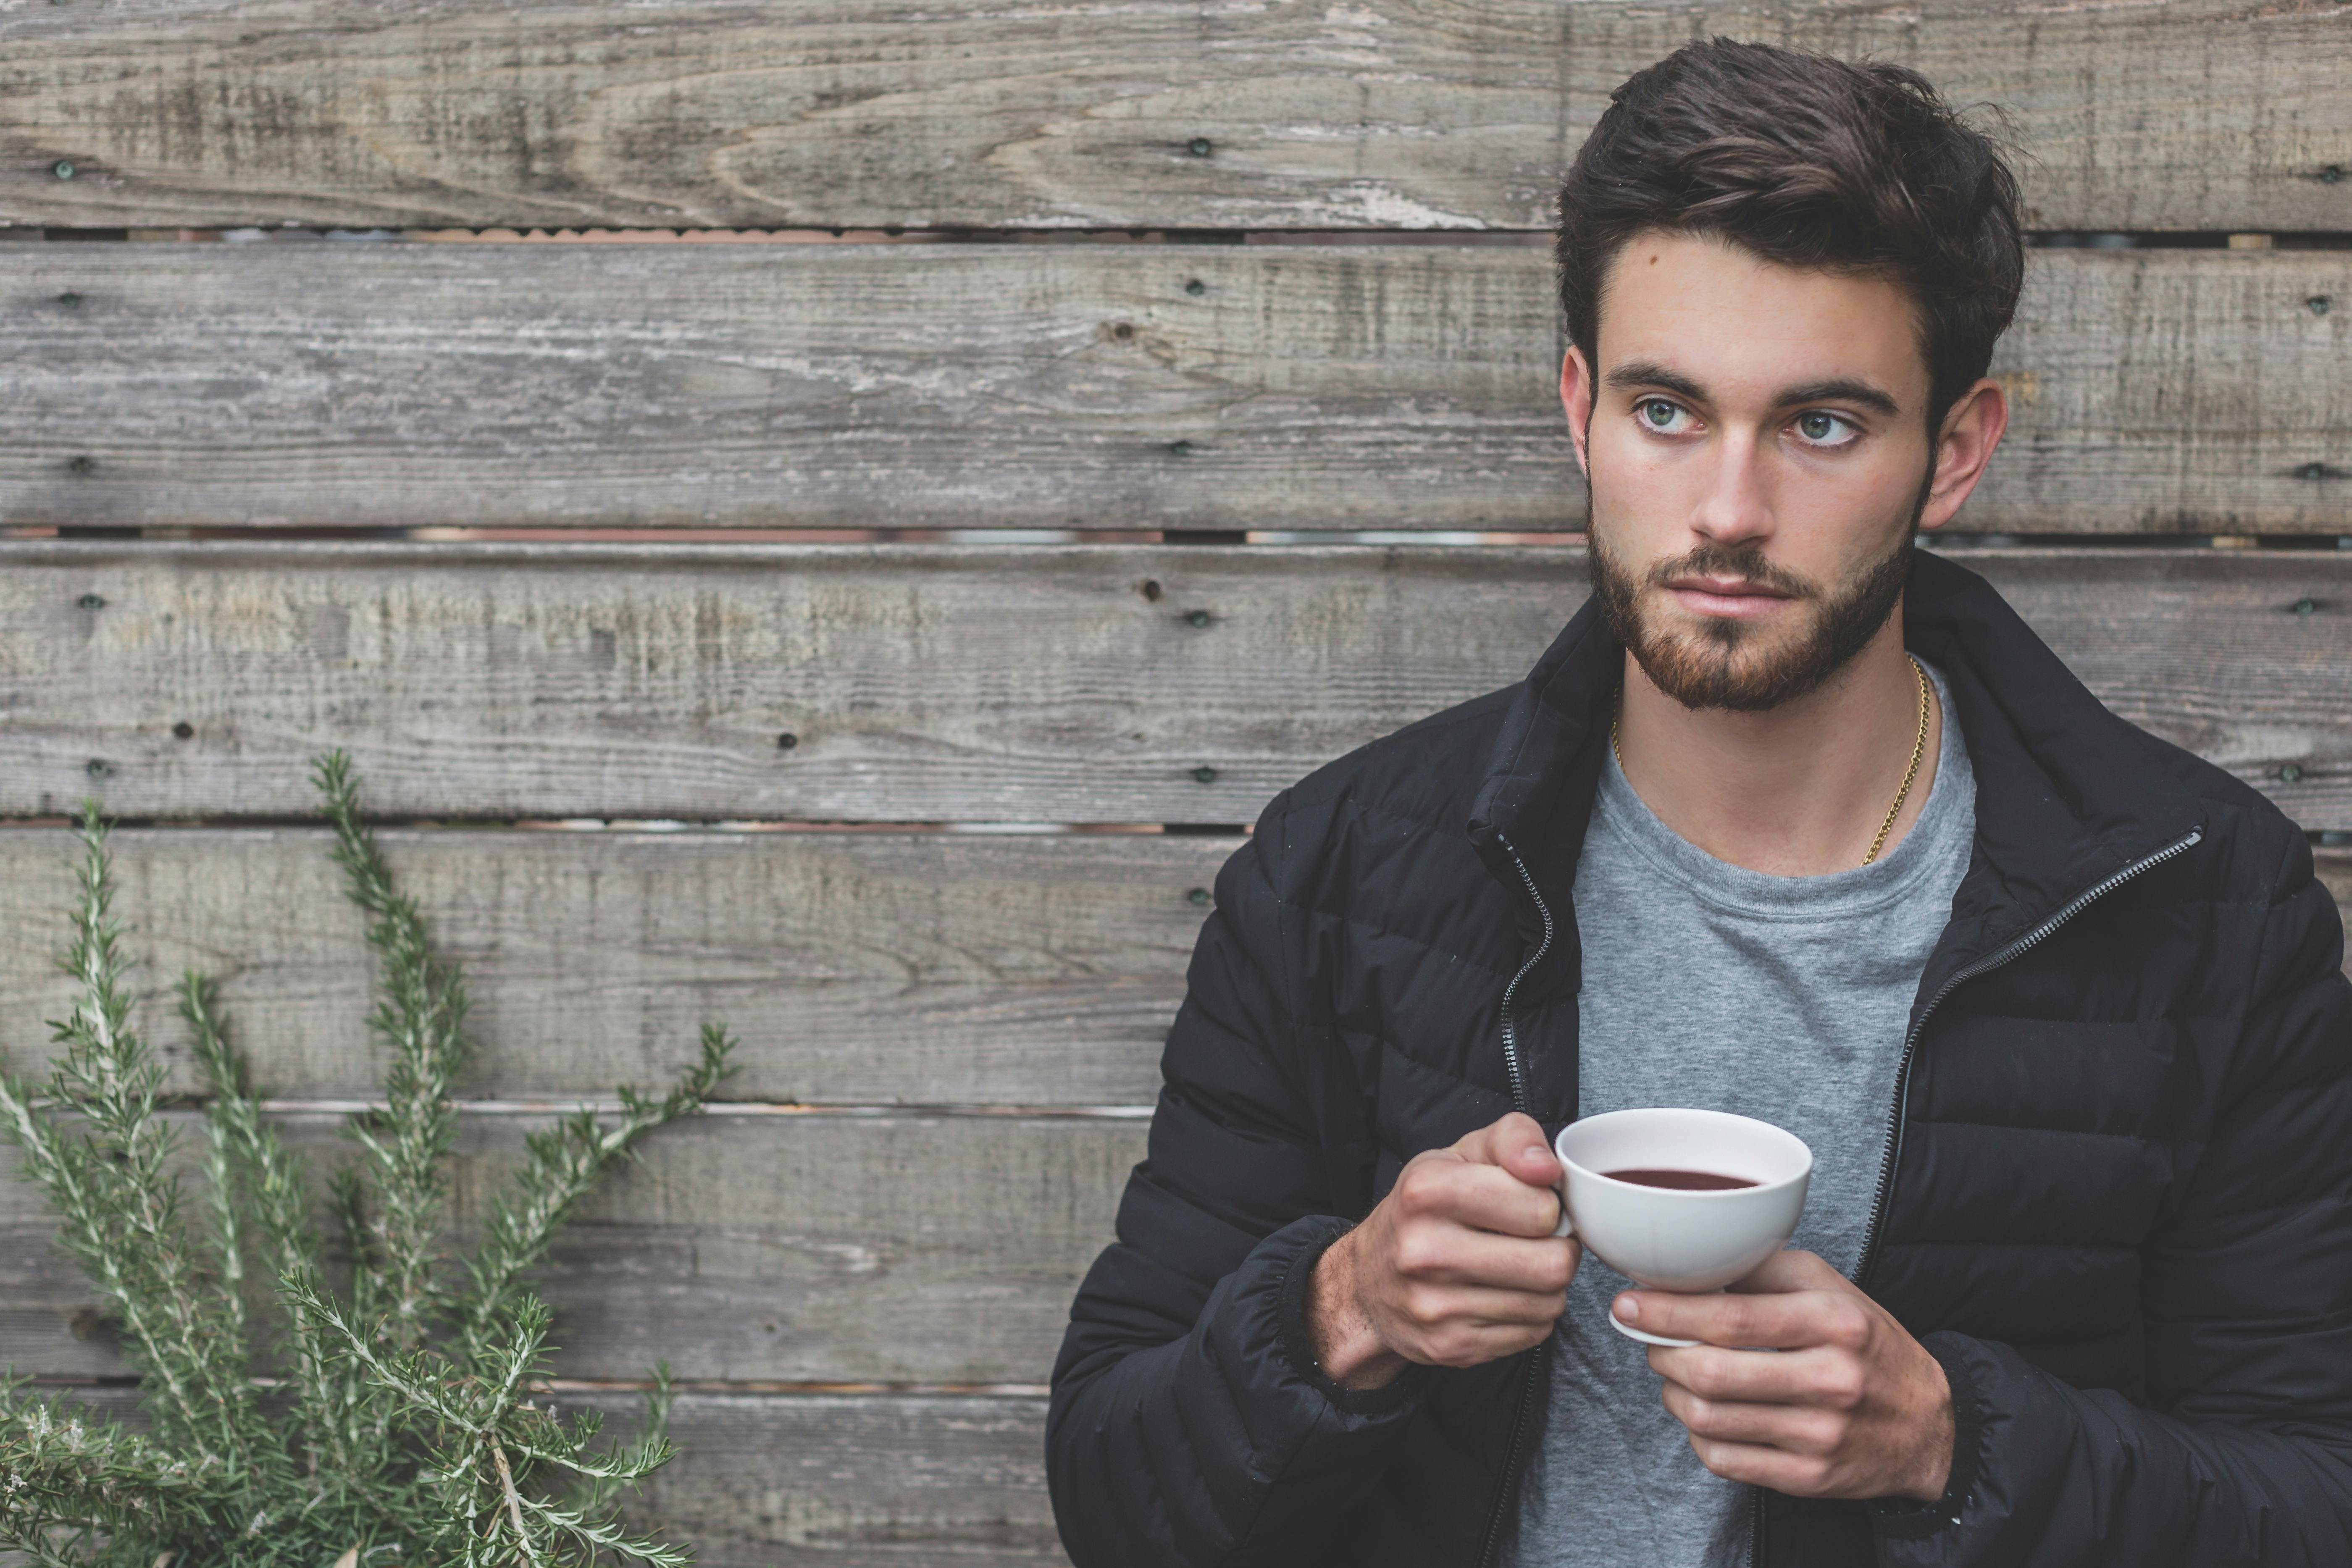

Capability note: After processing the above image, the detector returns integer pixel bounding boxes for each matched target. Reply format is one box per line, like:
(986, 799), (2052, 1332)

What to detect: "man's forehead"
(1595, 231), (1929, 407)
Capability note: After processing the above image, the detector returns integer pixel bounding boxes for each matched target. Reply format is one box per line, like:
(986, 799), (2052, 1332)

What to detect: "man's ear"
(1560, 344), (1595, 479)
(1917, 377), (2010, 532)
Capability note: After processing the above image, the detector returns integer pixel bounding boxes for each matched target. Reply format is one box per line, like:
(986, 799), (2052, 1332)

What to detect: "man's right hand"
(1306, 1111), (1581, 1389)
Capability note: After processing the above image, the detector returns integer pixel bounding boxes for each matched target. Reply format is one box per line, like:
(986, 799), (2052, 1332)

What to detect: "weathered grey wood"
(7, 833), (2345, 1106)
(9, 1384), (1068, 1567)
(4, 541), (2350, 826)
(1985, 252), (2351, 534)
(0, 0), (2343, 232)
(0, 1111), (1144, 1382)
(0, 538), (1572, 823)
(2322, 850), (2352, 950)
(4, 245), (2345, 534)
(601, 1391), (1064, 1567)
(0, 826), (1226, 1104)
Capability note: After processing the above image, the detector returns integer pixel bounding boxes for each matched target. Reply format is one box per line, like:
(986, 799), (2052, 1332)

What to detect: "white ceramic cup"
(1550, 1108), (1813, 1347)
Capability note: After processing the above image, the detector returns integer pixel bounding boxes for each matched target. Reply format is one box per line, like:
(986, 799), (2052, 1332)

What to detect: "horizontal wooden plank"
(5, 829), (2344, 1106)
(4, 245), (2346, 533)
(4, 541), (2351, 826)
(0, 826), (1223, 1105)
(0, 1112), (1143, 1382)
(602, 1390), (1064, 1568)
(0, 1), (2344, 232)
(2324, 850), (2352, 929)
(15, 1385), (1067, 1567)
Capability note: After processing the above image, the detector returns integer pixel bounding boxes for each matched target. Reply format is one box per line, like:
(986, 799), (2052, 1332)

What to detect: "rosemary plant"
(0, 751), (738, 1567)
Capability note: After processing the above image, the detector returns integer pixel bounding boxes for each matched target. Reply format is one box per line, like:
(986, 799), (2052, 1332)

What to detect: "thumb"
(1462, 1111), (1562, 1187)
(1506, 1133), (1564, 1190)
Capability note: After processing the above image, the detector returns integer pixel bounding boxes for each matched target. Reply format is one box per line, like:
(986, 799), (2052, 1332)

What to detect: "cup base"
(1608, 1313), (1700, 1349)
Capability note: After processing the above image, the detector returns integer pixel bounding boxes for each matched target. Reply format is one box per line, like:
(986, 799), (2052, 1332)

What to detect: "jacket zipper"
(1474, 831), (1555, 1568)
(1744, 827), (2202, 1568)
(1493, 831), (1554, 1114)
(1850, 826), (2203, 1289)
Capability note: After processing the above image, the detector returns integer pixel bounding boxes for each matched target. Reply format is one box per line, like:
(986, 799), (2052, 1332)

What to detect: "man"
(1047, 38), (2352, 1568)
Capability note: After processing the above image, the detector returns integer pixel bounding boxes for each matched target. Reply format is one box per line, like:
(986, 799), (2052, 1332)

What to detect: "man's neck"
(1613, 615), (1944, 877)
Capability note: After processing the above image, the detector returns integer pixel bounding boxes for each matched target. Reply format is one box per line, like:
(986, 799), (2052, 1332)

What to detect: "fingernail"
(1614, 1295), (1639, 1324)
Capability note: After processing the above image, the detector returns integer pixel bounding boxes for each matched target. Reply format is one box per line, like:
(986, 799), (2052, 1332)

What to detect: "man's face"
(1564, 230), (1956, 712)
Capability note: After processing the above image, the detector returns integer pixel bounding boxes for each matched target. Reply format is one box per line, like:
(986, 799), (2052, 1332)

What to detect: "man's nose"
(1689, 428), (1775, 547)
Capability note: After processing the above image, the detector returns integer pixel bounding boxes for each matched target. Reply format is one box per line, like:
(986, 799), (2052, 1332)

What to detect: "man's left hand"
(1618, 1249), (1954, 1503)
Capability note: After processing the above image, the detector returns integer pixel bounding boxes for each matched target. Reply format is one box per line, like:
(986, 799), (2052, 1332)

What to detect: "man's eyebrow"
(1601, 361), (1904, 419)
(1774, 377), (1903, 418)
(1603, 360), (1708, 403)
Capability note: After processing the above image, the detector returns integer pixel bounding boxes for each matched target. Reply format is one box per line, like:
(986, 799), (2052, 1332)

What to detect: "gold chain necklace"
(1611, 653), (1932, 868)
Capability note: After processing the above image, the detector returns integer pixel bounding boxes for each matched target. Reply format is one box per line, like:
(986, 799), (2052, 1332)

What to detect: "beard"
(1584, 471), (1931, 714)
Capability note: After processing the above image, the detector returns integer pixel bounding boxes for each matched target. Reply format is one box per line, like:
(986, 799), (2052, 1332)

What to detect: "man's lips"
(1663, 576), (1798, 618)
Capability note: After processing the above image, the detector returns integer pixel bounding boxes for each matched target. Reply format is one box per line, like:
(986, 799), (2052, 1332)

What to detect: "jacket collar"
(1465, 547), (2206, 974)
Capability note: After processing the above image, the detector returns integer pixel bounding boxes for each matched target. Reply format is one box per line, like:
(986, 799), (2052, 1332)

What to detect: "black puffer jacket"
(1047, 549), (2352, 1567)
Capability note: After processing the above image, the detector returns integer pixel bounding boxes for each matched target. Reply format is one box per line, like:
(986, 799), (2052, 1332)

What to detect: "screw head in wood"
(2294, 598), (2318, 617)
(1188, 887), (1210, 906)
(776, 732), (799, 750)
(1193, 765), (1218, 784)
(52, 160), (74, 180)
(2281, 763), (2305, 783)
(2320, 165), (2346, 185)
(2299, 462), (2334, 481)
(58, 291), (81, 308)
(172, 721), (194, 739)
(1168, 439), (1194, 456)
(67, 454), (95, 475)
(85, 758), (110, 777)
(2313, 297), (2334, 315)
(1185, 278), (1206, 296)
(1186, 609), (1212, 628)
(1188, 138), (1213, 158)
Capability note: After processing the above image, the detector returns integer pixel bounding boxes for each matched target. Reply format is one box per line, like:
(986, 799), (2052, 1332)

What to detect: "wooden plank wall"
(0, 5), (2345, 1562)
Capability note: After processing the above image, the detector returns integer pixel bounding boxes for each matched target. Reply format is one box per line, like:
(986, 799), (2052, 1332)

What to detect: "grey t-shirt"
(1505, 659), (1976, 1568)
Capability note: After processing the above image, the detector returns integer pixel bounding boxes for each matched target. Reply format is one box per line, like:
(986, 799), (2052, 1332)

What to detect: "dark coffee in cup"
(1600, 1167), (1759, 1191)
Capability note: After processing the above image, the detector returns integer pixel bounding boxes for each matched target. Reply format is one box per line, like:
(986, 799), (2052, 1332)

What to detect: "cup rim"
(1553, 1107), (1813, 1197)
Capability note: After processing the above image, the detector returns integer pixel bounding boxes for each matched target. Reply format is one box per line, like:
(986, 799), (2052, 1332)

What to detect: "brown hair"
(1555, 38), (2024, 434)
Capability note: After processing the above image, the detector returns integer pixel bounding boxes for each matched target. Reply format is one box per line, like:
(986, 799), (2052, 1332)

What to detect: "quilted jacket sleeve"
(1876, 827), (2352, 1566)
(1046, 798), (1428, 1568)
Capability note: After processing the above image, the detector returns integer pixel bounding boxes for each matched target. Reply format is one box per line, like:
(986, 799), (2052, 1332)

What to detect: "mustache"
(1642, 542), (1818, 600)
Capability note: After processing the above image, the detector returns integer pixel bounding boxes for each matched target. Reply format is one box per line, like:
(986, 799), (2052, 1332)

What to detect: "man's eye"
(1636, 399), (1688, 432)
(1795, 410), (1858, 446)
